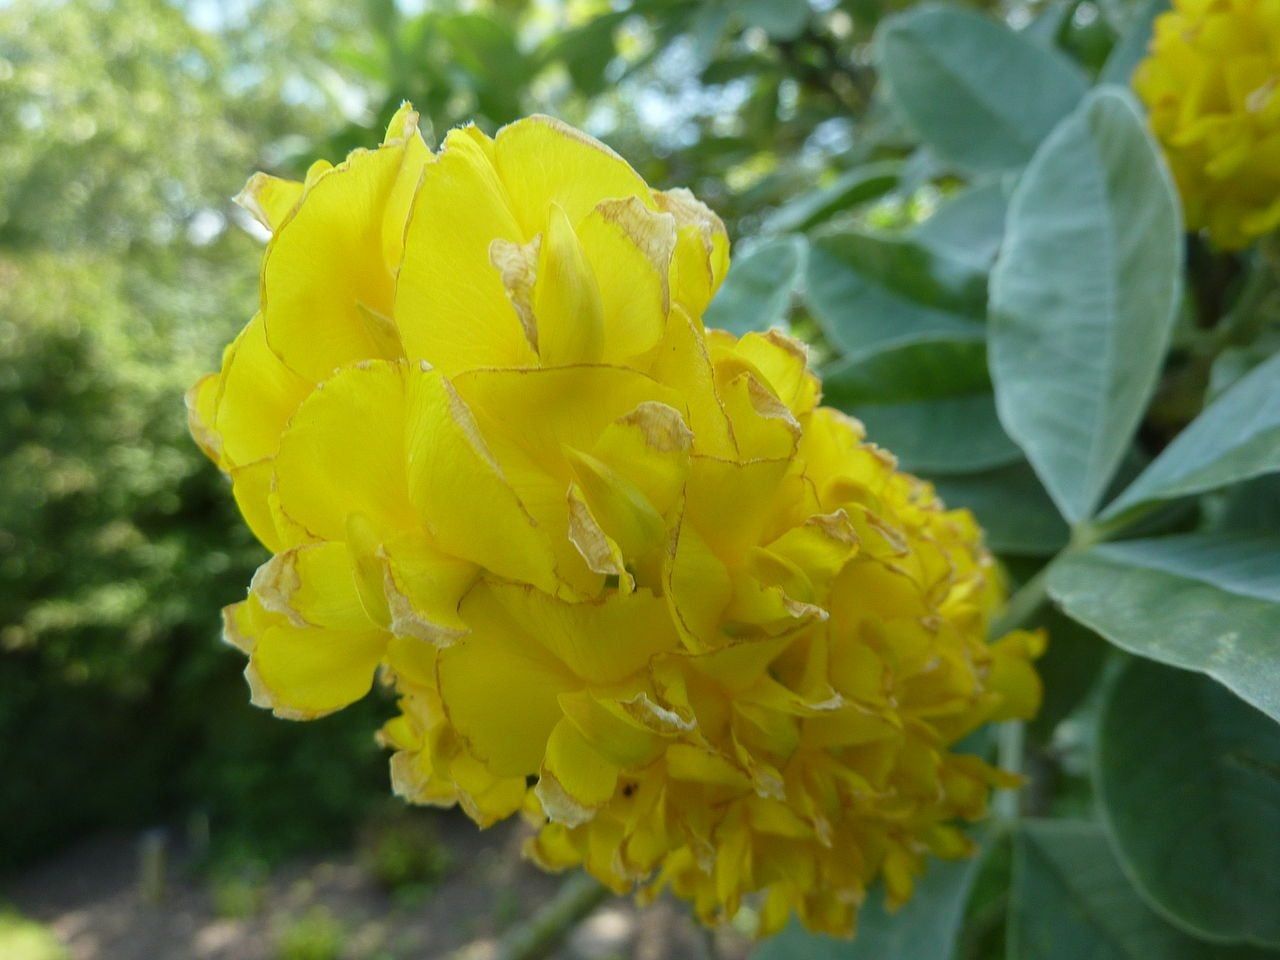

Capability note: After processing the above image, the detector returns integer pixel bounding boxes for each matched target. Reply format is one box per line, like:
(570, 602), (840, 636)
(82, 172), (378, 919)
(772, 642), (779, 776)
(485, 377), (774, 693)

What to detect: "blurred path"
(1, 816), (747, 960)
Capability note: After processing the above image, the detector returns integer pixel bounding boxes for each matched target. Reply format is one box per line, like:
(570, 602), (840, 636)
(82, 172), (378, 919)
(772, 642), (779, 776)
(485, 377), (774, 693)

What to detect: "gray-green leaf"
(875, 4), (1088, 172)
(1047, 533), (1280, 723)
(912, 180), (1010, 271)
(823, 340), (1020, 474)
(1012, 819), (1277, 960)
(989, 86), (1183, 525)
(705, 235), (807, 337)
(1210, 474), (1280, 535)
(735, 0), (810, 40)
(1100, 0), (1169, 85)
(1104, 351), (1280, 521)
(1096, 659), (1280, 948)
(805, 228), (985, 359)
(762, 162), (901, 235)
(934, 460), (1070, 556)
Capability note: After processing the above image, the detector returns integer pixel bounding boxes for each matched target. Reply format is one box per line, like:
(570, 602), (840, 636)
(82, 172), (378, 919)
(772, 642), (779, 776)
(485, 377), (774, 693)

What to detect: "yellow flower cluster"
(1135, 0), (1280, 250)
(189, 105), (1043, 936)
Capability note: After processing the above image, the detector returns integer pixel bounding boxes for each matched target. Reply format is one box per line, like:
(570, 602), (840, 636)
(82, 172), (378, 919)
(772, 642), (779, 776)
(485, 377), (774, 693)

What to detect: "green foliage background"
(3, 0), (1279, 957)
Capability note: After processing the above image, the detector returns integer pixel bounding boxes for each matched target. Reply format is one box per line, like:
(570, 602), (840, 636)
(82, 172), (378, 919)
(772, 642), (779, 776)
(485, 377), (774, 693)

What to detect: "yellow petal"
(987, 629), (1047, 721)
(564, 448), (669, 583)
(453, 364), (685, 477)
(686, 633), (796, 694)
(665, 743), (751, 789)
(214, 313), (311, 467)
(230, 459), (285, 552)
(588, 400), (692, 516)
(716, 370), (802, 460)
(234, 172), (304, 233)
(558, 690), (667, 768)
(226, 594), (385, 720)
(665, 518), (734, 649)
(405, 366), (560, 593)
(755, 511), (859, 602)
(448, 748), (529, 826)
(646, 307), (737, 458)
(451, 365), (687, 593)
(683, 455), (792, 559)
(479, 581), (679, 684)
(262, 142), (414, 381)
(828, 638), (889, 706)
(577, 197), (675, 361)
(396, 126), (537, 374)
(185, 372), (223, 465)
(380, 102), (432, 270)
(797, 407), (876, 510)
(437, 582), (578, 777)
(343, 511), (393, 627)
(533, 203), (605, 365)
(249, 540), (373, 631)
(489, 234), (540, 352)
(565, 482), (632, 588)
(717, 329), (820, 417)
(274, 360), (420, 543)
(379, 530), (478, 644)
(494, 115), (654, 238)
(655, 187), (730, 316)
(536, 717), (620, 825)
(384, 636), (438, 691)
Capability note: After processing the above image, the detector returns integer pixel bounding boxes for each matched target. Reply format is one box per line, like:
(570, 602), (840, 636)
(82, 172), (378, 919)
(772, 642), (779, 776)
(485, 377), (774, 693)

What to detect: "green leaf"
(754, 839), (989, 960)
(1011, 820), (1277, 960)
(934, 461), (1069, 556)
(1208, 336), (1280, 402)
(805, 228), (986, 359)
(1096, 659), (1280, 947)
(897, 144), (955, 196)
(875, 4), (1088, 172)
(544, 12), (625, 96)
(823, 340), (1020, 474)
(762, 162), (902, 235)
(989, 87), (1183, 524)
(436, 13), (530, 121)
(912, 181), (1009, 271)
(1100, 0), (1170, 85)
(1048, 533), (1280, 723)
(704, 235), (806, 337)
(1099, 0), (1162, 33)
(1022, 0), (1075, 47)
(1211, 474), (1280, 535)
(688, 2), (731, 66)
(1028, 607), (1109, 739)
(1104, 352), (1280, 521)
(735, 0), (810, 40)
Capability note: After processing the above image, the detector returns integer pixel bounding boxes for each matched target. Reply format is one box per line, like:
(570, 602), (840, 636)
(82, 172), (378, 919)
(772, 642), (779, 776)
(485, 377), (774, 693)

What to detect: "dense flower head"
(189, 104), (1043, 937)
(1134, 0), (1280, 250)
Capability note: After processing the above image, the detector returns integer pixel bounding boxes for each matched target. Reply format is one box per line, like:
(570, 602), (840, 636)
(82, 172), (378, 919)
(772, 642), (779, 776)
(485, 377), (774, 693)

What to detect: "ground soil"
(2, 811), (752, 960)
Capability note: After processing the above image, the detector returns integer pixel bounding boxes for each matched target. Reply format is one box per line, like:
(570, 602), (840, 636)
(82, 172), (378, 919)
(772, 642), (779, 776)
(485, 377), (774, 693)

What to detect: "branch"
(490, 871), (613, 960)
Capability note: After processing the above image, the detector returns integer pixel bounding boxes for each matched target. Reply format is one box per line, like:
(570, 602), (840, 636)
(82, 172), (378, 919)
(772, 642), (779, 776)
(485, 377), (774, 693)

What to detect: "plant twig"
(989, 551), (1065, 821)
(994, 719), (1026, 822)
(491, 871), (612, 960)
(989, 565), (1051, 640)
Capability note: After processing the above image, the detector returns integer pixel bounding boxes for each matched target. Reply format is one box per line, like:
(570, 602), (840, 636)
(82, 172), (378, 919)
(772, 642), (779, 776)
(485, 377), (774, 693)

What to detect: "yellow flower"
(1134, 0), (1280, 250)
(190, 104), (1043, 937)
